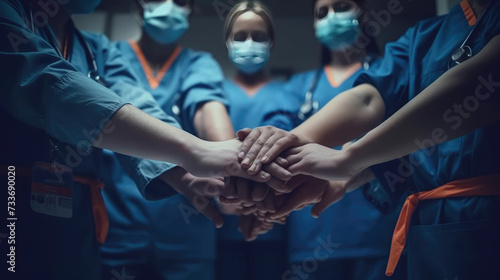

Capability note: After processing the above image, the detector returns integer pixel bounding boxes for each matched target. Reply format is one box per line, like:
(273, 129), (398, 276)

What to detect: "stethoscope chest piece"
(88, 70), (103, 85)
(298, 91), (319, 121)
(448, 46), (472, 69)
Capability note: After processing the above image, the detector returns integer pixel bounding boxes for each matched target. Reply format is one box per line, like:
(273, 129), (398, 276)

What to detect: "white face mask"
(140, 0), (190, 44)
(228, 39), (271, 74)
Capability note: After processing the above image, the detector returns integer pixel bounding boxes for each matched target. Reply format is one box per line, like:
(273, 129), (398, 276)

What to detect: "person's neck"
(469, 0), (489, 17)
(234, 71), (269, 88)
(329, 47), (366, 69)
(47, 8), (71, 50)
(137, 33), (178, 66)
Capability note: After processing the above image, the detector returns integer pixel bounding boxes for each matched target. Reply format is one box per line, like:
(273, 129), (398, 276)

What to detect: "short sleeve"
(0, 1), (128, 150)
(179, 51), (229, 134)
(354, 27), (416, 119)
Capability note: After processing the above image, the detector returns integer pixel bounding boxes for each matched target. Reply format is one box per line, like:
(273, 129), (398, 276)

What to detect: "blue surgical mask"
(315, 11), (360, 51)
(63, 0), (102, 14)
(141, 1), (190, 44)
(228, 40), (270, 74)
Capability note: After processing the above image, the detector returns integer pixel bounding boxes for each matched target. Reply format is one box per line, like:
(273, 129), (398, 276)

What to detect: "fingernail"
(242, 158), (250, 166)
(238, 152), (245, 159)
(261, 173), (270, 179)
(261, 156), (268, 163)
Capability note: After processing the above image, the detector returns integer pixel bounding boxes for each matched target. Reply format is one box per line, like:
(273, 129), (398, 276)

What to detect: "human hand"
(284, 143), (355, 181)
(236, 126), (310, 175)
(266, 175), (330, 219)
(185, 138), (292, 182)
(161, 168), (225, 228)
(310, 167), (375, 217)
(238, 214), (274, 242)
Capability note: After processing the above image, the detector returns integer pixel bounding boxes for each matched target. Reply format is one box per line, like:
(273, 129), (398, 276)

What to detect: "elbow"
(355, 84), (386, 129)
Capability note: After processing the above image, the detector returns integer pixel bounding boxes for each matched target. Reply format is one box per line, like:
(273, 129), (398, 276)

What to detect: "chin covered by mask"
(315, 11), (360, 51)
(228, 40), (270, 74)
(63, 0), (102, 14)
(141, 1), (190, 44)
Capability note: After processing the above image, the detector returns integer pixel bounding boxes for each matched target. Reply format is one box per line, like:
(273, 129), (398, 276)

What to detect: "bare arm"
(293, 84), (385, 147)
(237, 84), (385, 173)
(94, 105), (287, 181)
(345, 35), (500, 175)
(194, 101), (236, 141)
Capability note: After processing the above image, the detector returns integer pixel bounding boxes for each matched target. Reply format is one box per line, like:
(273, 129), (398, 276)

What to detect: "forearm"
(292, 84), (385, 147)
(346, 35), (500, 174)
(95, 104), (204, 165)
(194, 101), (236, 141)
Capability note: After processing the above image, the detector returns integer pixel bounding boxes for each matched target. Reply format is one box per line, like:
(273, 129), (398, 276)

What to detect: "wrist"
(159, 167), (190, 194)
(342, 143), (366, 177)
(293, 131), (313, 146)
(182, 137), (209, 168)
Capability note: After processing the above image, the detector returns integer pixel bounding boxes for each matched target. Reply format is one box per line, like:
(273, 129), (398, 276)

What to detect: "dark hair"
(312, 0), (379, 65)
(224, 1), (275, 43)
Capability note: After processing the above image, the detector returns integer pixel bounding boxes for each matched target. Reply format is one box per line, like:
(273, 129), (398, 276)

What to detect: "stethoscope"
(447, 0), (492, 70)
(27, 4), (104, 156)
(28, 6), (103, 85)
(298, 57), (372, 121)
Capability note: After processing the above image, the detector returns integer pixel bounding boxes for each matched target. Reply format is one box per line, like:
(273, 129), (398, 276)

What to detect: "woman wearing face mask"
(99, 0), (235, 280)
(215, 2), (289, 280)
(268, 1), (407, 279)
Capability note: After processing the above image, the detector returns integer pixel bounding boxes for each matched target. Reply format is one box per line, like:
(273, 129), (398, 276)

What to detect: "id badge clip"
(31, 161), (73, 218)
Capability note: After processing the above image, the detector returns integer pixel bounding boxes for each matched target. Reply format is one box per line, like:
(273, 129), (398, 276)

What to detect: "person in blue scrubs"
(237, 1), (500, 279)
(257, 1), (405, 279)
(99, 1), (236, 279)
(0, 1), (270, 279)
(215, 2), (288, 280)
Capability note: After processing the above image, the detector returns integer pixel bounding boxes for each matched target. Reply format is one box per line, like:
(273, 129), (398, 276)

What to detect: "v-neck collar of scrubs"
(129, 41), (182, 90)
(232, 79), (270, 98)
(323, 62), (362, 88)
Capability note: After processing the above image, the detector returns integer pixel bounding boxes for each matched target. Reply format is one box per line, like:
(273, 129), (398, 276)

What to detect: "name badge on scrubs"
(31, 162), (73, 218)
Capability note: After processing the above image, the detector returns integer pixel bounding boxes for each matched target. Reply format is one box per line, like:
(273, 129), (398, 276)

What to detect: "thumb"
(236, 128), (252, 141)
(190, 194), (224, 228)
(199, 202), (224, 228)
(311, 183), (345, 218)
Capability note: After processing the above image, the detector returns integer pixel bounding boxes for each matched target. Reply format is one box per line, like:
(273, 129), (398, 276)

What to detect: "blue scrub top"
(101, 41), (229, 263)
(271, 66), (402, 262)
(352, 3), (500, 278)
(217, 80), (288, 242)
(0, 1), (180, 278)
(355, 2), (500, 193)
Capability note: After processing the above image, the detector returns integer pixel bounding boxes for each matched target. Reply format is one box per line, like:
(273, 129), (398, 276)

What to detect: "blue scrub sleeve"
(261, 74), (309, 131)
(353, 28), (415, 119)
(180, 51), (229, 134)
(84, 32), (181, 199)
(0, 0), (128, 151)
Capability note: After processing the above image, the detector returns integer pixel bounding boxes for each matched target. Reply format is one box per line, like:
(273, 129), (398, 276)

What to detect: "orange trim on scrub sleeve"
(385, 173), (500, 276)
(324, 63), (362, 88)
(461, 0), (477, 26)
(129, 41), (182, 90)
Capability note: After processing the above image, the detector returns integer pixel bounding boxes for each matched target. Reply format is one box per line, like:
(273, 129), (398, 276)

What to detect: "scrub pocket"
(407, 219), (500, 280)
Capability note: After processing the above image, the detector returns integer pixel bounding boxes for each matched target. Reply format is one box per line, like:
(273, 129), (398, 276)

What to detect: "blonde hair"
(223, 1), (275, 43)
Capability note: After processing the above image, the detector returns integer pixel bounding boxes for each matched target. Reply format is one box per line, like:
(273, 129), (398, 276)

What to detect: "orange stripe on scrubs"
(129, 41), (182, 90)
